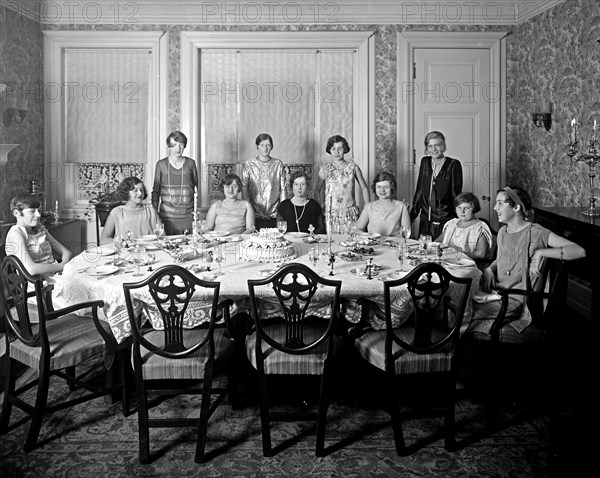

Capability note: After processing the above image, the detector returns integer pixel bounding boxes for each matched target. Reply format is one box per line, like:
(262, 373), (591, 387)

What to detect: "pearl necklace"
(167, 157), (185, 207)
(292, 198), (308, 231)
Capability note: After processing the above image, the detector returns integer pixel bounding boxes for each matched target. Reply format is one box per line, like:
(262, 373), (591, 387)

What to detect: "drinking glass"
(153, 222), (164, 238)
(198, 219), (207, 239)
(214, 247), (226, 276)
(132, 244), (146, 277)
(308, 246), (320, 269)
(277, 220), (287, 236)
(419, 234), (432, 252)
(397, 243), (408, 272)
(113, 234), (123, 265)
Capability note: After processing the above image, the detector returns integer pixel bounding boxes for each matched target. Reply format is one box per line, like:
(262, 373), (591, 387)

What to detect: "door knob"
(481, 195), (491, 201)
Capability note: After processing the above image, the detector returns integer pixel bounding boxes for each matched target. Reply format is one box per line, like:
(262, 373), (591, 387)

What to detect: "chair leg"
(136, 381), (151, 464)
(194, 373), (214, 463)
(444, 375), (457, 451)
(24, 365), (51, 452)
(0, 357), (17, 434)
(316, 368), (332, 457)
(388, 376), (406, 456)
(257, 373), (272, 457)
(65, 366), (76, 391)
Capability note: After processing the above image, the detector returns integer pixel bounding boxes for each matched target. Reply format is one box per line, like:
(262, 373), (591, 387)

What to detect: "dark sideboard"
(534, 207), (599, 321)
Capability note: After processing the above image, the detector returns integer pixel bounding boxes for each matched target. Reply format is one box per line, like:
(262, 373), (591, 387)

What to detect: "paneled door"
(413, 48), (492, 223)
(397, 32), (507, 232)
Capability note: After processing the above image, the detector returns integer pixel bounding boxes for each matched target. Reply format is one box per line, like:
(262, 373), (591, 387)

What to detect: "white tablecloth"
(60, 235), (482, 344)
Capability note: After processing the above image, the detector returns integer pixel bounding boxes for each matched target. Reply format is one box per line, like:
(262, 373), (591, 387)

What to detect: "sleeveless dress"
(362, 200), (409, 236)
(211, 199), (249, 234)
(107, 205), (161, 239)
(7, 225), (55, 265)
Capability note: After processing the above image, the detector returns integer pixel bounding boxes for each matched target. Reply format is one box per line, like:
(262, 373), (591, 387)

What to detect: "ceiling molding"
(1, 1), (564, 26)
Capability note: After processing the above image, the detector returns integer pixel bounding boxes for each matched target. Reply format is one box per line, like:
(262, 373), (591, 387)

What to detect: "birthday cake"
(240, 228), (297, 262)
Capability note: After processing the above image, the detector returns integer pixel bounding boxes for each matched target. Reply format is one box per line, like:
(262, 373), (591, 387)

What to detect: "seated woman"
(100, 177), (161, 245)
(437, 192), (492, 261)
(355, 171), (411, 237)
(469, 186), (585, 334)
(277, 171), (325, 234)
(5, 193), (72, 276)
(206, 174), (255, 234)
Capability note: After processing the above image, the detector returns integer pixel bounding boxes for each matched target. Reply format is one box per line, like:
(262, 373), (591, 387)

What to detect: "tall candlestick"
(570, 118), (577, 144)
(193, 191), (198, 217)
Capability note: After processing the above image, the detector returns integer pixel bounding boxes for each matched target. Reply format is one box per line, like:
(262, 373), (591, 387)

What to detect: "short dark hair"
(220, 173), (242, 189)
(290, 171), (309, 185)
(371, 171), (397, 196)
(497, 186), (533, 219)
(255, 133), (273, 149)
(116, 176), (146, 202)
(10, 192), (41, 214)
(424, 131), (446, 154)
(166, 131), (188, 148)
(326, 135), (350, 155)
(454, 192), (481, 213)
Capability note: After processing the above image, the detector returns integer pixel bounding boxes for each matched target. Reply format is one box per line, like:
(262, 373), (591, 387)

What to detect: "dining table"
(59, 233), (482, 344)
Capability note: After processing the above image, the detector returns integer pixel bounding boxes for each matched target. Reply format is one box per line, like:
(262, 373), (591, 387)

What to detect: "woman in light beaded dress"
(241, 133), (287, 230)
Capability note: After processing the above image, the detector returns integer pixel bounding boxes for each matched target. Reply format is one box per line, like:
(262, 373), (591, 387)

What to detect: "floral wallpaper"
(506, 0), (600, 208)
(0, 4), (44, 222)
(5, 0), (596, 221)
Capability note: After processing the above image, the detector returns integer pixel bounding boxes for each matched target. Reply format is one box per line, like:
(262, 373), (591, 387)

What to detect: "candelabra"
(567, 119), (600, 216)
(326, 195), (335, 275)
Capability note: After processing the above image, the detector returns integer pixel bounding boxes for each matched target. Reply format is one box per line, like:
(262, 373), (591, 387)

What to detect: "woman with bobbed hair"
(100, 177), (161, 244)
(205, 173), (255, 234)
(469, 186), (585, 334)
(411, 131), (462, 238)
(315, 134), (370, 230)
(437, 192), (492, 261)
(241, 133), (287, 229)
(277, 170), (325, 234)
(151, 131), (199, 235)
(355, 171), (411, 237)
(5, 193), (72, 276)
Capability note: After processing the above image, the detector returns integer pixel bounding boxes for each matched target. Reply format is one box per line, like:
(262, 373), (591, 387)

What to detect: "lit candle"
(594, 119), (597, 131)
(193, 189), (198, 218)
(55, 200), (58, 211)
(570, 118), (577, 144)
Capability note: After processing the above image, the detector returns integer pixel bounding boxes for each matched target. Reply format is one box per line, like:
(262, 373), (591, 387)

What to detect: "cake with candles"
(240, 228), (297, 262)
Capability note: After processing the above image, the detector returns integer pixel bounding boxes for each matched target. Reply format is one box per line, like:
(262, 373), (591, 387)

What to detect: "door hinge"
(413, 149), (416, 164)
(413, 62), (416, 80)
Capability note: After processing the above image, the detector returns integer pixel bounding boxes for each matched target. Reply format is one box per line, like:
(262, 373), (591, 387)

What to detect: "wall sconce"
(2, 97), (28, 127)
(531, 101), (552, 131)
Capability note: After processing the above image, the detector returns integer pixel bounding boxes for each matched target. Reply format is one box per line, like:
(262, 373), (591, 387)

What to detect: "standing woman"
(315, 135), (370, 229)
(411, 131), (462, 239)
(151, 131), (198, 235)
(241, 133), (287, 229)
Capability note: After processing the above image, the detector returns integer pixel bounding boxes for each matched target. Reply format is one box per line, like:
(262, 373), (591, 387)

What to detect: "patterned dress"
(241, 157), (287, 222)
(151, 157), (198, 235)
(321, 161), (360, 223)
(440, 218), (492, 257)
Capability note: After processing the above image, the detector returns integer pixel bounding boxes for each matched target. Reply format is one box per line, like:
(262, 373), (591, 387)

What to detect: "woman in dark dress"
(277, 171), (325, 234)
(411, 131), (463, 238)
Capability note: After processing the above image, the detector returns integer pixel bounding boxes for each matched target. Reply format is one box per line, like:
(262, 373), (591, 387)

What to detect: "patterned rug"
(0, 367), (557, 478)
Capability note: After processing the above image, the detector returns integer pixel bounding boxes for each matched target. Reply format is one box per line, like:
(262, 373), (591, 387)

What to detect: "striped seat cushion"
(138, 327), (234, 380)
(471, 324), (546, 344)
(245, 323), (331, 375)
(354, 328), (454, 374)
(8, 314), (107, 370)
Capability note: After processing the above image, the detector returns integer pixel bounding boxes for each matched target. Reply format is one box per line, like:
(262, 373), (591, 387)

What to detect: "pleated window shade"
(65, 49), (150, 164)
(201, 50), (354, 165)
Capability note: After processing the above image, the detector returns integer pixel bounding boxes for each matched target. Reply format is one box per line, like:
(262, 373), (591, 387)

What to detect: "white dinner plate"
(137, 234), (157, 242)
(144, 244), (161, 251)
(86, 246), (115, 257)
(285, 232), (308, 238)
(225, 235), (244, 242)
(356, 232), (381, 239)
(205, 230), (230, 238)
(84, 265), (119, 276)
(443, 257), (475, 267)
